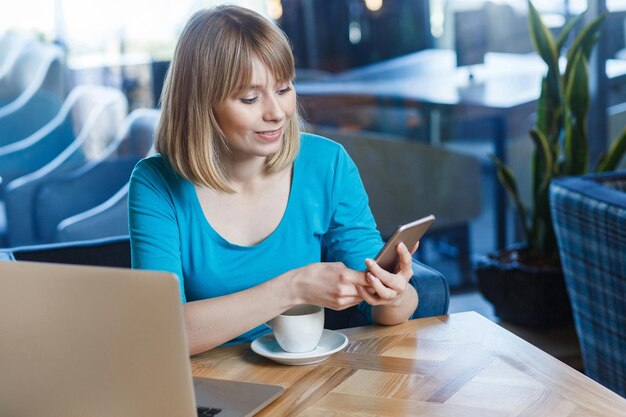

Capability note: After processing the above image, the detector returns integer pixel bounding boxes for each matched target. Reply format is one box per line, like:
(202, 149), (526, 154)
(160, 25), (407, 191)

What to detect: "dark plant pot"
(474, 249), (573, 329)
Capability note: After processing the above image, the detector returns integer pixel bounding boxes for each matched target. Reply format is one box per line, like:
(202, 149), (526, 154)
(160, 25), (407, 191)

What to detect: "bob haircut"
(156, 5), (301, 193)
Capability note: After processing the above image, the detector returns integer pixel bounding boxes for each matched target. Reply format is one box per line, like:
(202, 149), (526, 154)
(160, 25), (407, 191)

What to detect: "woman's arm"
(183, 272), (293, 355)
(185, 262), (369, 355)
(320, 142), (419, 326)
(129, 158), (187, 299)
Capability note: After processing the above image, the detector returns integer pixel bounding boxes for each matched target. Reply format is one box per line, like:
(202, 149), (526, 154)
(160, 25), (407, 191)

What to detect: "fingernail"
(365, 258), (373, 266)
(367, 272), (375, 281)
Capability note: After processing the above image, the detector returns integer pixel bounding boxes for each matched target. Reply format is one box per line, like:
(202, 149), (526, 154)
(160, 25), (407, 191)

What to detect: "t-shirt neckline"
(188, 156), (299, 250)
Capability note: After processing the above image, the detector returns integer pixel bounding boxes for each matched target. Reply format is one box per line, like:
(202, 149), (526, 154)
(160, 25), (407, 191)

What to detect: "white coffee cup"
(267, 304), (324, 353)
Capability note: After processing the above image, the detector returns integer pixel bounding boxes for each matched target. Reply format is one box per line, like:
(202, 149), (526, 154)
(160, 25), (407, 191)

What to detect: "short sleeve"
(128, 157), (187, 302)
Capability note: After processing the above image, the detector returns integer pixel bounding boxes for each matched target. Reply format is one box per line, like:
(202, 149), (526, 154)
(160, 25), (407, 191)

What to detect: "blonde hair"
(156, 5), (301, 193)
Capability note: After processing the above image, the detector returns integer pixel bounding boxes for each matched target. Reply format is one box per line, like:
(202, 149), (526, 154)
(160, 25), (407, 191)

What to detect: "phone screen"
(373, 215), (435, 272)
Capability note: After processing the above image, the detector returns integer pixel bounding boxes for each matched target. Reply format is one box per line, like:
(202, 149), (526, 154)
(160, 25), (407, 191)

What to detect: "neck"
(223, 154), (268, 192)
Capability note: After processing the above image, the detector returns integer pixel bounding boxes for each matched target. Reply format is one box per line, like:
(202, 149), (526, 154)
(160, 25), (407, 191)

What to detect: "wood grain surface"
(191, 312), (626, 416)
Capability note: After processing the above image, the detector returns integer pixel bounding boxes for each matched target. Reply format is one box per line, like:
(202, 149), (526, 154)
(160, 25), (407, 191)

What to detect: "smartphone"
(373, 215), (435, 272)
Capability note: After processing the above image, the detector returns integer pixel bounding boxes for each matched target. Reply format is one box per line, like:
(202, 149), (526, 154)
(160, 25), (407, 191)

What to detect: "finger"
(340, 286), (361, 297)
(366, 258), (403, 290)
(338, 294), (362, 303)
(341, 269), (369, 287)
(341, 295), (364, 305)
(366, 273), (397, 300)
(365, 258), (395, 285)
(334, 295), (364, 310)
(394, 242), (415, 273)
(396, 242), (414, 279)
(357, 284), (382, 305)
(356, 284), (376, 295)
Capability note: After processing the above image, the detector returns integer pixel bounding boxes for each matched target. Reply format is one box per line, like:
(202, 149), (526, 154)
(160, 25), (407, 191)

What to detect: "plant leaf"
(564, 14), (605, 84)
(534, 77), (551, 135)
(582, 32), (601, 61)
(489, 154), (530, 242)
(529, 128), (554, 194)
(528, 1), (561, 117)
(563, 52), (589, 175)
(527, 0), (558, 70)
(556, 14), (583, 54)
(596, 126), (626, 172)
(567, 14), (605, 61)
(535, 74), (563, 143)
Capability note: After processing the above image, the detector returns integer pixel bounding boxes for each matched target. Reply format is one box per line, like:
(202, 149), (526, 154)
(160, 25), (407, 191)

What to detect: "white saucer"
(251, 329), (348, 365)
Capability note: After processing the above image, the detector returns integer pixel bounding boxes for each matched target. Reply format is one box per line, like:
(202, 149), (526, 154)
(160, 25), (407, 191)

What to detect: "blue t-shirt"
(128, 133), (384, 344)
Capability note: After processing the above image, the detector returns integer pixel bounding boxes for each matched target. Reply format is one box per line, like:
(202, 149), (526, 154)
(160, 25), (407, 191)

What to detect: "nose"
(263, 94), (285, 123)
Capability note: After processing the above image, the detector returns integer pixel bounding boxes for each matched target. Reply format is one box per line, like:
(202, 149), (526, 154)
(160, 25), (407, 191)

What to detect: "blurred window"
(0, 0), (269, 60)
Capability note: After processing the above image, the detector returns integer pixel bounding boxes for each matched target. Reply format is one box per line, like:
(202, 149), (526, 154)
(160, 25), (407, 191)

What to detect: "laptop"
(0, 261), (283, 417)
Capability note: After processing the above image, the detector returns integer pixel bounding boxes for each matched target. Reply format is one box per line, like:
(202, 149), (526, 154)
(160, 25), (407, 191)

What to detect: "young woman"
(129, 5), (419, 355)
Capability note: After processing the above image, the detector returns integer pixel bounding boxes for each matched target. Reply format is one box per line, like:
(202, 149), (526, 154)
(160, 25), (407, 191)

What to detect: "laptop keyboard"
(197, 406), (222, 416)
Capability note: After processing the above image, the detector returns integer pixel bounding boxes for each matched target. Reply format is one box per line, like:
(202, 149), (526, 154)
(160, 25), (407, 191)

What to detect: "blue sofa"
(550, 172), (626, 397)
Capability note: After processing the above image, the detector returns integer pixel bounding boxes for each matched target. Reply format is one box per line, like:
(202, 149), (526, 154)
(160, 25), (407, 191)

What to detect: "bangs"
(225, 24), (295, 98)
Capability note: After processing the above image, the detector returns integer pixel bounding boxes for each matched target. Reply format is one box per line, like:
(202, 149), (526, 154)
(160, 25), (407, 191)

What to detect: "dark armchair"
(0, 235), (130, 267)
(550, 172), (626, 397)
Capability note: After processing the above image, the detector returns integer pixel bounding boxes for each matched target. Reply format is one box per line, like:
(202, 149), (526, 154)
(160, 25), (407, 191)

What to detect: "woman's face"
(214, 57), (296, 162)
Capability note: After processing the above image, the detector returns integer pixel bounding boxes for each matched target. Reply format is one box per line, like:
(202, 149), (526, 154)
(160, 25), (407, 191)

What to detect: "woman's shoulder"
(131, 154), (180, 184)
(299, 132), (347, 161)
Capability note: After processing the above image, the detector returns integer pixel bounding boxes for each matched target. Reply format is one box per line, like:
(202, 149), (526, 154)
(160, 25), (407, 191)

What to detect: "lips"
(255, 127), (283, 142)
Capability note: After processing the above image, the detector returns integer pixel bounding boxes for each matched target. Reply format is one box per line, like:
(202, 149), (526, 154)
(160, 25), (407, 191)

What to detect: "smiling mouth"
(255, 128), (283, 141)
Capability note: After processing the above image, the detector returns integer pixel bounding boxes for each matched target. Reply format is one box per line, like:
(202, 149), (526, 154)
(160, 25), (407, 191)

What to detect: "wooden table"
(191, 312), (626, 416)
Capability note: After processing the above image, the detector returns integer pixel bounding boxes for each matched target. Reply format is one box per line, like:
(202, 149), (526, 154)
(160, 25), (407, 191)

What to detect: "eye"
(277, 86), (292, 95)
(240, 96), (258, 104)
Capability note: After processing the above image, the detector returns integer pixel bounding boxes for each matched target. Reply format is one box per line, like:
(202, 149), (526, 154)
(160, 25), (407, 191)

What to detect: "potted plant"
(475, 0), (626, 329)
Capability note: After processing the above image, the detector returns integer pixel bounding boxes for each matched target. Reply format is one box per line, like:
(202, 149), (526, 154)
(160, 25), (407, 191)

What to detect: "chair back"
(2, 86), (127, 246)
(0, 33), (35, 80)
(449, 2), (532, 57)
(309, 126), (481, 238)
(550, 172), (626, 397)
(33, 109), (159, 243)
(0, 41), (65, 147)
(113, 108), (159, 158)
(56, 183), (130, 243)
(0, 41), (65, 111)
(34, 159), (137, 243)
(0, 85), (125, 184)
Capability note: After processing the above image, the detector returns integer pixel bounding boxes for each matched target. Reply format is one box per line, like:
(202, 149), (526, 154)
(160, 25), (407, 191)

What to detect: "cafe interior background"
(1, 0), (625, 396)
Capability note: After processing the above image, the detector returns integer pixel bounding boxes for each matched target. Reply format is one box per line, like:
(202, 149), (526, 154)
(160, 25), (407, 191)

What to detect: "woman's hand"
(356, 242), (419, 324)
(288, 262), (369, 311)
(184, 261), (368, 356)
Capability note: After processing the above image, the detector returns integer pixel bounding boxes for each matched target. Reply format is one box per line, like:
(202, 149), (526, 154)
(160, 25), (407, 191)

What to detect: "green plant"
(491, 0), (626, 261)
